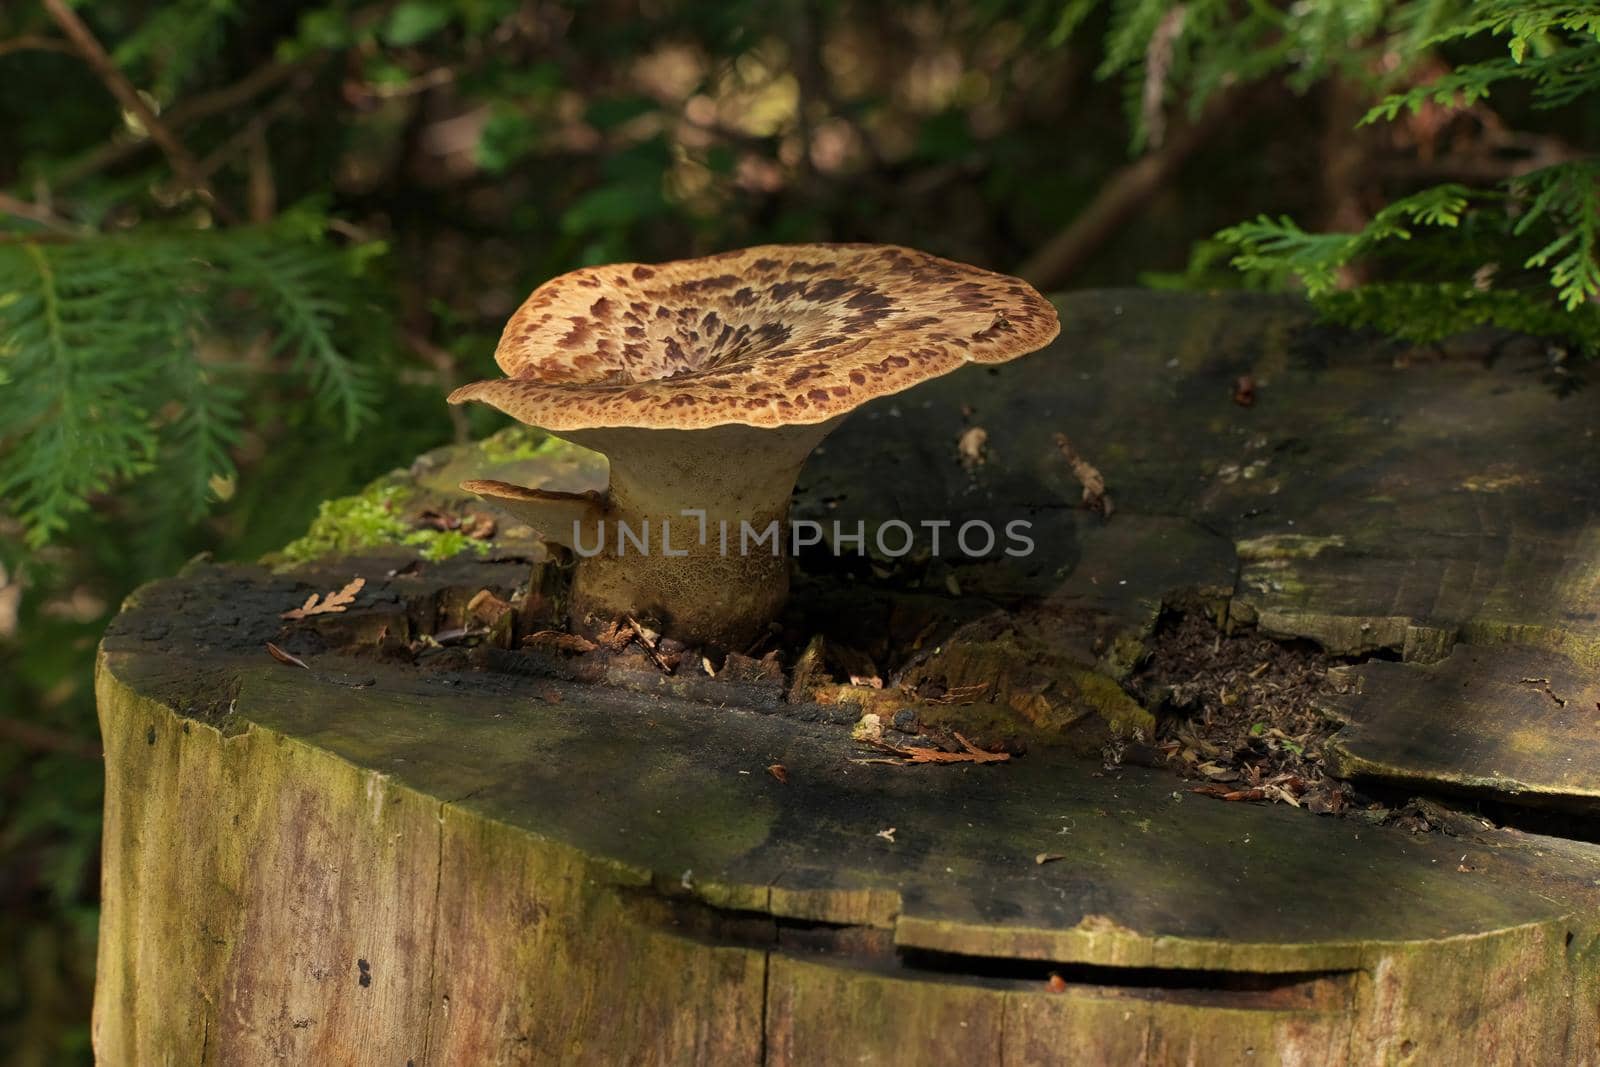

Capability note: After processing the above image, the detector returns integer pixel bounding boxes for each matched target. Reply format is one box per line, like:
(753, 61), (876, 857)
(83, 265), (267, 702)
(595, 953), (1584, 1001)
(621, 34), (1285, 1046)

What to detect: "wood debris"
(1233, 374), (1257, 407)
(829, 642), (882, 689)
(523, 630), (598, 654)
(466, 589), (512, 627)
(281, 577), (365, 620)
(626, 616), (674, 673)
(1190, 784), (1266, 802)
(1052, 432), (1113, 516)
(264, 642), (309, 670)
(926, 682), (991, 705)
(957, 426), (988, 470)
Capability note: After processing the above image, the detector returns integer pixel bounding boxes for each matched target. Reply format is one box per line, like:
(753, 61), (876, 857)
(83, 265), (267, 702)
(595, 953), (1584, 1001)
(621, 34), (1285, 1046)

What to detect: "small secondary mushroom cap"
(448, 243), (1059, 431)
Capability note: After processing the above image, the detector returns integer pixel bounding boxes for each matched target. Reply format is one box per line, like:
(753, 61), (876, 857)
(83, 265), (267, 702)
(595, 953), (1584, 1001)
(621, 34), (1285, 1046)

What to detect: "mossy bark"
(95, 640), (1600, 1064)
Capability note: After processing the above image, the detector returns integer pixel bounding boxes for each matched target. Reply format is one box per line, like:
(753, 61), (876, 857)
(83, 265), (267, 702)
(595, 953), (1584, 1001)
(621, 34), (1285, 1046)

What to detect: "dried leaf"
(866, 732), (1010, 766)
(265, 642), (310, 670)
(281, 577), (365, 620)
(767, 764), (788, 784)
(876, 827), (896, 842)
(1035, 852), (1066, 865)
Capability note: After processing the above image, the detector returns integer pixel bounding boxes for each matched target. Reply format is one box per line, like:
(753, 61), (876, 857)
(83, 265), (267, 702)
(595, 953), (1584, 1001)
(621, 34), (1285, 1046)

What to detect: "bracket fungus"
(449, 243), (1059, 648)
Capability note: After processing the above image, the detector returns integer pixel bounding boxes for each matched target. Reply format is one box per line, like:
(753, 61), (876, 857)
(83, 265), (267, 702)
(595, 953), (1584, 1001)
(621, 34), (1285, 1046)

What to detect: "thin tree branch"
(54, 59), (310, 187)
(0, 34), (76, 58)
(0, 191), (85, 235)
(41, 0), (238, 222)
(189, 89), (301, 185)
(1016, 87), (1248, 291)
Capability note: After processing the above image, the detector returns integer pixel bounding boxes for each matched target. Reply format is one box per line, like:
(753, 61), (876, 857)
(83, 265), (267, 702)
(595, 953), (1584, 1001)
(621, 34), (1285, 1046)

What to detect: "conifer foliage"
(0, 224), (377, 545)
(1085, 0), (1600, 353)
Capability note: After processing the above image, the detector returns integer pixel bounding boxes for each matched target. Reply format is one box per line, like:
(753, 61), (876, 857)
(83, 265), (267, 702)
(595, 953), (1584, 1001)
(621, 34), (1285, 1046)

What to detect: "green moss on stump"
(274, 482), (491, 564)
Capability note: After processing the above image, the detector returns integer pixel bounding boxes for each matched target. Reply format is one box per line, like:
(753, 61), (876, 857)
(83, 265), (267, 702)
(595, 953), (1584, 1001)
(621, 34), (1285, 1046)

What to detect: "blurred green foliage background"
(1, 1), (1596, 1061)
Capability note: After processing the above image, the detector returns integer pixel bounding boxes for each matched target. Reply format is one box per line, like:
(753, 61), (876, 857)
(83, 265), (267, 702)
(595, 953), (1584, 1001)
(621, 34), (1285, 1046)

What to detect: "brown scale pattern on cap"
(448, 243), (1060, 430)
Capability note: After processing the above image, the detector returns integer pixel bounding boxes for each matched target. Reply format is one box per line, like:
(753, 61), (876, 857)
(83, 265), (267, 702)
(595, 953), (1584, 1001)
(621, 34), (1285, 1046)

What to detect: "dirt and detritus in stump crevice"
(1130, 613), (1353, 813)
(1130, 612), (1459, 833)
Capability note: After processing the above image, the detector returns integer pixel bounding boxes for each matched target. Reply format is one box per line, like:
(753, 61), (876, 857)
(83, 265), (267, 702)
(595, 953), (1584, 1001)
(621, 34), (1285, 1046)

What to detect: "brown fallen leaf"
(265, 642), (309, 670)
(767, 764), (789, 784)
(866, 732), (1010, 766)
(1035, 852), (1066, 865)
(1052, 432), (1113, 517)
(281, 577), (365, 620)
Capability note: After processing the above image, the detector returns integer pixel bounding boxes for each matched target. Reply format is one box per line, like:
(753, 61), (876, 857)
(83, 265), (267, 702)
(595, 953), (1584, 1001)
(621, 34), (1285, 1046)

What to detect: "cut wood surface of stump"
(95, 291), (1600, 1065)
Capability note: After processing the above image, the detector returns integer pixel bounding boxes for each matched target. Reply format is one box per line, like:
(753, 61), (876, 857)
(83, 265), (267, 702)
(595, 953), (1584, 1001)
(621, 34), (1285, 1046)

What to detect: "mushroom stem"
(471, 419), (840, 650)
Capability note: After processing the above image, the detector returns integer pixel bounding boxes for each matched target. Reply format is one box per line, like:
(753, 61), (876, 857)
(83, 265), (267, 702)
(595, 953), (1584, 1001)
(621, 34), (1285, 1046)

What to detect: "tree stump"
(95, 291), (1600, 1065)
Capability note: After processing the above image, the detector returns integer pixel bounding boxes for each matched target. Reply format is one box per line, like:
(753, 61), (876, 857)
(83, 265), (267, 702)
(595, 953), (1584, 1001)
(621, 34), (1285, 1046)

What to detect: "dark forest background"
(2, 2), (1596, 1060)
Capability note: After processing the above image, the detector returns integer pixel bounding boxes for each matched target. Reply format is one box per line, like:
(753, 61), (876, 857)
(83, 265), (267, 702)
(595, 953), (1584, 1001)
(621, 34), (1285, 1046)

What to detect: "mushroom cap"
(448, 243), (1060, 431)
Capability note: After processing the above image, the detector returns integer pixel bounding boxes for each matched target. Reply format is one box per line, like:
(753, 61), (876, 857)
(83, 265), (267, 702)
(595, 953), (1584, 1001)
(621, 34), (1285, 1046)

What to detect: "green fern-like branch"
(1513, 162), (1600, 310)
(0, 226), (384, 545)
